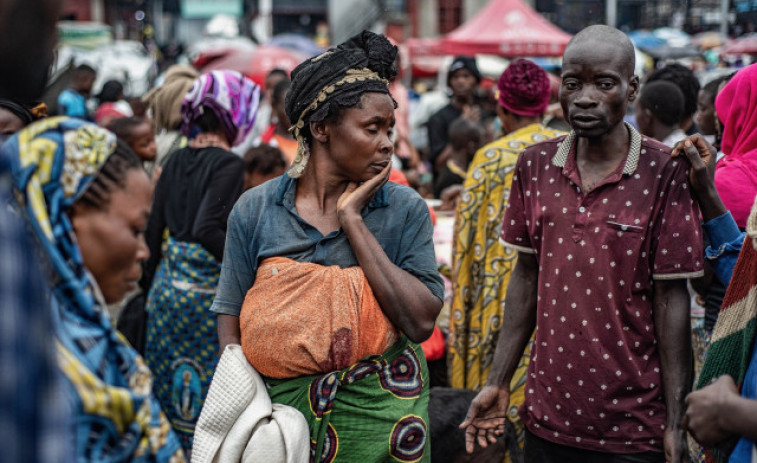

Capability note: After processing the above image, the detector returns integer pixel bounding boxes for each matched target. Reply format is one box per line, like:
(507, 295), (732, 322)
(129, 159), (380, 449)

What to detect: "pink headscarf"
(714, 63), (757, 228)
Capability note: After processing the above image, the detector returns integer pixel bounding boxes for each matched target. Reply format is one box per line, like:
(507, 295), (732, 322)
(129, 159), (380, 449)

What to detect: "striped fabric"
(698, 241), (757, 390)
(696, 197), (757, 462)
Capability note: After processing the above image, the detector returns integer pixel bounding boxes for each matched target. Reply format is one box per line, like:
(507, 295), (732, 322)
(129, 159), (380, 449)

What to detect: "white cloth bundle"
(192, 344), (309, 463)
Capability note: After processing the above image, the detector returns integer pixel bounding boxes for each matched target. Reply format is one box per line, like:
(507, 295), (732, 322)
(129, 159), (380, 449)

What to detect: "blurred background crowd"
(44, 0), (757, 202)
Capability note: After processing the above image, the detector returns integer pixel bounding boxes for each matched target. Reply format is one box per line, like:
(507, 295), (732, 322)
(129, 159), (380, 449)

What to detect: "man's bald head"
(564, 25), (636, 77)
(559, 25), (640, 138)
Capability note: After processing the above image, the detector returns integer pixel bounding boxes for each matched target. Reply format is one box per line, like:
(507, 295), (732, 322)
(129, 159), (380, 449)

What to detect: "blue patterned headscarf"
(2, 116), (185, 462)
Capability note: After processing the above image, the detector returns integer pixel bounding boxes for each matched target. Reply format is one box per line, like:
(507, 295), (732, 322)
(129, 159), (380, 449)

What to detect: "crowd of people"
(4, 1), (757, 462)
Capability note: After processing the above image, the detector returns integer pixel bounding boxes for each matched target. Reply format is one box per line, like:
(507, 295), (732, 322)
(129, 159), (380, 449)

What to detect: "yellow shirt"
(448, 123), (565, 456)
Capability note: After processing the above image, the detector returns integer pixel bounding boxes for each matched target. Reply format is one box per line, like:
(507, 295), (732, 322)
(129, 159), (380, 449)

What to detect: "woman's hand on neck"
(336, 162), (391, 226)
(294, 153), (357, 237)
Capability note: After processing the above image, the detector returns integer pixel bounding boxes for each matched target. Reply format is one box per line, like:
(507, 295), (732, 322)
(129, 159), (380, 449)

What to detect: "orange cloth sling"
(240, 257), (399, 379)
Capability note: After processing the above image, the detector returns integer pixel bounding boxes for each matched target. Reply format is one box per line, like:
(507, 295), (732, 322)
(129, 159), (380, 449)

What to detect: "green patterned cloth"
(266, 336), (430, 462)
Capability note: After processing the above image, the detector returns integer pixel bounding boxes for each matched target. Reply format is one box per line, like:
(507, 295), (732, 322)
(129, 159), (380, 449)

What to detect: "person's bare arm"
(217, 314), (241, 354)
(654, 278), (692, 463)
(338, 164), (442, 343)
(460, 252), (538, 453)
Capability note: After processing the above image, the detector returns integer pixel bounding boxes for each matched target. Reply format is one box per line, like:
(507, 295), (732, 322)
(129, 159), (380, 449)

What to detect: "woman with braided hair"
(3, 117), (185, 461)
(211, 31), (443, 462)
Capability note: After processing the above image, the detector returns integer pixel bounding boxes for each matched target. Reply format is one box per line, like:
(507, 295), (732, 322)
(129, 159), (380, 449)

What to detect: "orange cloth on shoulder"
(240, 257), (399, 378)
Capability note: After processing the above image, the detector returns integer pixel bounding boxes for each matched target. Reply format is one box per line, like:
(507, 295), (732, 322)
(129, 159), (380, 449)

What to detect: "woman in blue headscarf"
(3, 116), (185, 462)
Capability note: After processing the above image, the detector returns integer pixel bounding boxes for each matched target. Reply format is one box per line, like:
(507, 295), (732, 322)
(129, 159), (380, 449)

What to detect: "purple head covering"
(180, 70), (261, 147)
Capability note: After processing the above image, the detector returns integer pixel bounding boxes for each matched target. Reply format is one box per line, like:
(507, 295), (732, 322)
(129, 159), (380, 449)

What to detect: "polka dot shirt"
(499, 123), (704, 452)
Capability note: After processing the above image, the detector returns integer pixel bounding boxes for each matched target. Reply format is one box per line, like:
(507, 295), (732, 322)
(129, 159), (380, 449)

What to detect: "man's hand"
(664, 426), (690, 463)
(459, 385), (510, 454)
(336, 163), (391, 225)
(683, 375), (738, 447)
(670, 135), (717, 195)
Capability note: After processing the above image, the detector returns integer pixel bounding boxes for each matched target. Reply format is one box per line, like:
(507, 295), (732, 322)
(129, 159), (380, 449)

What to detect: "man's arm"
(653, 278), (692, 463)
(460, 252), (538, 453)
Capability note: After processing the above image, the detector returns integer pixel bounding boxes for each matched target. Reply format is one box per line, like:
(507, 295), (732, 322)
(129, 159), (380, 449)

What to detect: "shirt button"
(621, 225), (628, 231)
(579, 206), (586, 213)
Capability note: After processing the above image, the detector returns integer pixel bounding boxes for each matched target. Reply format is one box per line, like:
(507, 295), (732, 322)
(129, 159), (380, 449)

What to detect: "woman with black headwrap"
(209, 31), (443, 462)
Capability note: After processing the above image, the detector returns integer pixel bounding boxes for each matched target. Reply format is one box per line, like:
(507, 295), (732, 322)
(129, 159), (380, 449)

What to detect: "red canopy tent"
(440, 0), (572, 57)
(407, 37), (446, 78)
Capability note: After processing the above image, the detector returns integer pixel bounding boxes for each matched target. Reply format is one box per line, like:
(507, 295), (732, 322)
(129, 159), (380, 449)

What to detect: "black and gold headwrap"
(284, 30), (398, 177)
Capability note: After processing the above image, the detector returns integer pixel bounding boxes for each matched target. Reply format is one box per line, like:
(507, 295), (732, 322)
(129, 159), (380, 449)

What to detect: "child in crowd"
(695, 73), (735, 150)
(434, 117), (483, 198)
(635, 80), (687, 147)
(58, 64), (97, 119)
(95, 80), (133, 127)
(242, 144), (287, 191)
(107, 116), (158, 163)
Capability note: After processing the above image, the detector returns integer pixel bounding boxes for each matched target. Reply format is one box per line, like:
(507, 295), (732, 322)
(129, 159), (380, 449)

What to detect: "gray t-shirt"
(211, 174), (444, 316)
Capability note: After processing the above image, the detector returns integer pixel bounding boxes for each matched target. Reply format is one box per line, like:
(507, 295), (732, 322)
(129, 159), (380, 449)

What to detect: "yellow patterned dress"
(448, 124), (564, 456)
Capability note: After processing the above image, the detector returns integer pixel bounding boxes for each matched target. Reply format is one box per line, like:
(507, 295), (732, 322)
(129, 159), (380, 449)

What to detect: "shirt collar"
(552, 122), (642, 175)
(275, 171), (390, 210)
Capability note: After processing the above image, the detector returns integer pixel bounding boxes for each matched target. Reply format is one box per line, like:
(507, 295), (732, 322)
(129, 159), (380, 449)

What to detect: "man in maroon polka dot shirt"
(461, 25), (703, 463)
